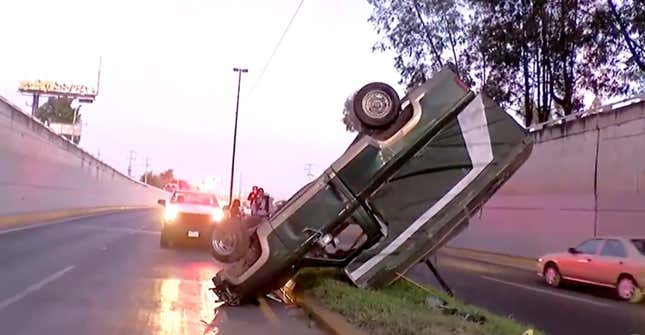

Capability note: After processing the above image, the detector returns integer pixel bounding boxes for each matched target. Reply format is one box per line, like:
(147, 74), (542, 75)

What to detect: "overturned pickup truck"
(209, 67), (533, 305)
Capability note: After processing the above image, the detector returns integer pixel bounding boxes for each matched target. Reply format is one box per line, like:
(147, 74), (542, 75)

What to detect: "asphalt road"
(409, 253), (645, 335)
(0, 210), (323, 335)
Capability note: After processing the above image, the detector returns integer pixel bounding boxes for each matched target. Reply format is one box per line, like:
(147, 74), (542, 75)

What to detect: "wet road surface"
(410, 253), (645, 335)
(0, 210), (323, 335)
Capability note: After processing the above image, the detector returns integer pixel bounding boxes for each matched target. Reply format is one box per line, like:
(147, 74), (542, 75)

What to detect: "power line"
(247, 0), (305, 97)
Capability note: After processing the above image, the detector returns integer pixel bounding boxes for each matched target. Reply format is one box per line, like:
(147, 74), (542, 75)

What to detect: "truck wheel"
(211, 218), (250, 263)
(353, 82), (400, 128)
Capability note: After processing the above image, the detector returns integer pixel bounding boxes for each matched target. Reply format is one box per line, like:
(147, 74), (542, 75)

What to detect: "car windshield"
(631, 239), (645, 256)
(172, 192), (218, 206)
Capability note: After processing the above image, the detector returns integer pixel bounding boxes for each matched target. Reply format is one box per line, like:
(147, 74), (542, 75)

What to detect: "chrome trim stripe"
(374, 90), (425, 149)
(331, 83), (428, 171)
(348, 95), (494, 282)
(561, 276), (616, 288)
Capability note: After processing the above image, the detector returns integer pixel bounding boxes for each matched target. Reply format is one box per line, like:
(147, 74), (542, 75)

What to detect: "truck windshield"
(631, 239), (645, 256)
(173, 192), (218, 206)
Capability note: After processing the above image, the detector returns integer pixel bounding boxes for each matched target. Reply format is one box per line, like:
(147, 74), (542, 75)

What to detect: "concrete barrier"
(450, 96), (645, 258)
(0, 95), (168, 221)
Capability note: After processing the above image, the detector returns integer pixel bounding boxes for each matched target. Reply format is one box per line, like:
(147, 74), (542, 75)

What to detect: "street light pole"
(229, 67), (248, 206)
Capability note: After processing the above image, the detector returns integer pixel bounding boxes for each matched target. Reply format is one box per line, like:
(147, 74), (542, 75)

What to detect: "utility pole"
(71, 105), (82, 143)
(144, 157), (150, 184)
(127, 150), (136, 178)
(229, 67), (248, 206)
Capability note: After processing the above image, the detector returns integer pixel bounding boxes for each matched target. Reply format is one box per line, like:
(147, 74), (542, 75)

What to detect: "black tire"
(616, 275), (643, 303)
(543, 263), (561, 288)
(210, 218), (250, 263)
(353, 82), (400, 128)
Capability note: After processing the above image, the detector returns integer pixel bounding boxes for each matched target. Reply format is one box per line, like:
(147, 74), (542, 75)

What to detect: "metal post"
(229, 67), (248, 206)
(144, 157), (149, 184)
(128, 150), (136, 178)
(424, 258), (454, 297)
(31, 94), (40, 117)
(72, 105), (81, 143)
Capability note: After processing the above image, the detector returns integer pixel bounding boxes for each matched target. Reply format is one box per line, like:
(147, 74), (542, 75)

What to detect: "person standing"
(229, 199), (242, 218)
(251, 188), (273, 218)
(247, 186), (258, 213)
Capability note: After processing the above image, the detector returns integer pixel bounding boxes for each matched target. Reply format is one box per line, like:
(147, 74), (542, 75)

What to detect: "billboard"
(48, 122), (81, 137)
(18, 80), (97, 99)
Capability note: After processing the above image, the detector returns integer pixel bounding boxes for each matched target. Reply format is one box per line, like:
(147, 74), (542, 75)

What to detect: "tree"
(367, 0), (637, 127)
(368, 0), (469, 89)
(593, 0), (645, 95)
(606, 0), (645, 72)
(35, 97), (80, 125)
(140, 169), (175, 188)
(341, 93), (361, 132)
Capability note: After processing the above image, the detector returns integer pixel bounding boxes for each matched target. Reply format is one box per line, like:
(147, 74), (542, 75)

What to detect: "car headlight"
(163, 205), (179, 222)
(211, 207), (224, 222)
(538, 258), (544, 263)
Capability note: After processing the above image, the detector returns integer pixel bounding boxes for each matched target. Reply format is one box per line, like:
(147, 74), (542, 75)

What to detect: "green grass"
(295, 269), (544, 335)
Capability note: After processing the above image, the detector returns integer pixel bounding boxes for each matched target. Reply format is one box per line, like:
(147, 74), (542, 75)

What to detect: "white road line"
(481, 275), (613, 308)
(82, 226), (160, 235)
(0, 213), (109, 236)
(0, 266), (75, 312)
(0, 220), (71, 235)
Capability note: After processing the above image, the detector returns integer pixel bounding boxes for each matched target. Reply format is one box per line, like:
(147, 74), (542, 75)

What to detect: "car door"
(562, 239), (603, 281)
(594, 239), (628, 286)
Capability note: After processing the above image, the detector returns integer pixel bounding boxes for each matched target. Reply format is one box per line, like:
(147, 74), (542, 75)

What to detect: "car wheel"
(617, 276), (643, 303)
(211, 218), (250, 263)
(353, 82), (400, 128)
(543, 264), (561, 288)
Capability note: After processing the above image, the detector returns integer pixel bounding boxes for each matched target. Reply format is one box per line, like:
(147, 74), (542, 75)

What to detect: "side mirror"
(568, 247), (578, 254)
(157, 199), (166, 207)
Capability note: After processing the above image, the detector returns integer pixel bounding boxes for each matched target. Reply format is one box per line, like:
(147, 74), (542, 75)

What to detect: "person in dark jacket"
(229, 199), (242, 218)
(247, 186), (258, 208)
(251, 188), (274, 218)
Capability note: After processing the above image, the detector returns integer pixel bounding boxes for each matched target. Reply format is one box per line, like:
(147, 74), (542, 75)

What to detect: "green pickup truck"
(209, 67), (533, 305)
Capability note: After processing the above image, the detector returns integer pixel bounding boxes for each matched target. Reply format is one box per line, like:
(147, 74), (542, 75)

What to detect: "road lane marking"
(0, 220), (74, 235)
(481, 275), (613, 308)
(0, 266), (75, 312)
(0, 210), (155, 236)
(82, 226), (160, 235)
(257, 296), (281, 332)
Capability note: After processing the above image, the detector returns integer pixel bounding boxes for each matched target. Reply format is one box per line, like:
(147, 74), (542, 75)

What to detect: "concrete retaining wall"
(0, 95), (167, 218)
(450, 97), (645, 258)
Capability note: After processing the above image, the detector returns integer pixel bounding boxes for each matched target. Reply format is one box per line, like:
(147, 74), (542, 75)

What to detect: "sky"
(0, 0), (402, 199)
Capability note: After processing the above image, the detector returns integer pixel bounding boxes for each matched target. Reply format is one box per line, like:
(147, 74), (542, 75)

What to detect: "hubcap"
(618, 279), (635, 300)
(545, 268), (558, 285)
(361, 90), (392, 120)
(212, 234), (236, 256)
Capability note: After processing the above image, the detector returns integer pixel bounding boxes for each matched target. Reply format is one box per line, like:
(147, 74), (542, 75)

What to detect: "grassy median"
(295, 269), (543, 335)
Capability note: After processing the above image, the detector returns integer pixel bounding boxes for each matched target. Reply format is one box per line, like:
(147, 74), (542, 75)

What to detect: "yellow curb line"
(294, 289), (367, 335)
(257, 296), (282, 332)
(440, 246), (537, 272)
(0, 206), (157, 228)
